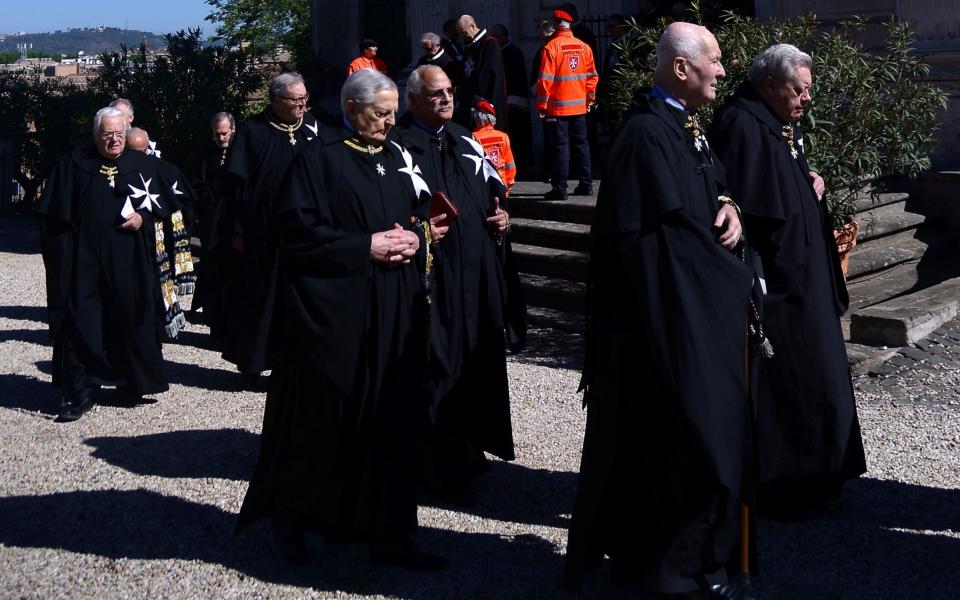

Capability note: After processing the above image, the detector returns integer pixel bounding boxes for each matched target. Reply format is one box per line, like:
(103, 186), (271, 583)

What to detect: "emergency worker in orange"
(535, 9), (598, 201)
(346, 38), (390, 77)
(472, 99), (516, 195)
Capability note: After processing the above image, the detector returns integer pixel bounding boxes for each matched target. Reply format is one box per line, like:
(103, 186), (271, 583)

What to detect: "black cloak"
(565, 96), (754, 593)
(237, 128), (431, 541)
(36, 147), (184, 397)
(210, 110), (321, 372)
(188, 141), (231, 321)
(500, 41), (533, 170)
(710, 84), (866, 506)
(417, 48), (465, 88)
(394, 114), (526, 491)
(455, 29), (509, 132)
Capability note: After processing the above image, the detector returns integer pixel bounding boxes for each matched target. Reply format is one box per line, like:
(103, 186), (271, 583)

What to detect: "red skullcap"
(554, 10), (574, 23)
(475, 99), (496, 116)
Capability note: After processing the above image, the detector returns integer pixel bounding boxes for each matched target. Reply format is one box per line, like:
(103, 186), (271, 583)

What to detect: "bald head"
(127, 127), (150, 153)
(653, 22), (725, 110)
(457, 15), (481, 43)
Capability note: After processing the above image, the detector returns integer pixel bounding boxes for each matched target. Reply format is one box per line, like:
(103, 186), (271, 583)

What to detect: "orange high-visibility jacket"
(535, 29), (598, 117)
(473, 124), (516, 191)
(346, 55), (389, 77)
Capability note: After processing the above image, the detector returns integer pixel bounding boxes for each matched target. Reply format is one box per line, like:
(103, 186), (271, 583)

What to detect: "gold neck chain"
(267, 115), (304, 145)
(782, 124), (799, 159)
(684, 115), (706, 152)
(99, 165), (119, 188)
(343, 137), (384, 155)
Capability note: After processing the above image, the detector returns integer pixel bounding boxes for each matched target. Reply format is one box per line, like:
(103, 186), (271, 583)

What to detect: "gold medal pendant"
(99, 165), (118, 188)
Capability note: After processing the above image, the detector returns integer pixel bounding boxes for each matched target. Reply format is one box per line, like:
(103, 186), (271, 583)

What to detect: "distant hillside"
(0, 27), (170, 56)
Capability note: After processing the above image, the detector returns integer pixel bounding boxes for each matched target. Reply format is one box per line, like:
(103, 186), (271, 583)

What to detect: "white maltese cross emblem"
(390, 141), (431, 198)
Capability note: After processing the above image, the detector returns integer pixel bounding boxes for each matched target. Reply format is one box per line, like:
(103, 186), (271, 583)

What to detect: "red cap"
(475, 99), (496, 116)
(554, 9), (573, 23)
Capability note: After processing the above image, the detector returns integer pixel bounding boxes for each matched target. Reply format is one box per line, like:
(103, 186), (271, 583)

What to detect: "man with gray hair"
(205, 71), (321, 379)
(36, 106), (193, 420)
(565, 22), (754, 596)
(396, 64), (524, 506)
(416, 31), (463, 87)
(711, 43), (866, 518)
(237, 68), (445, 569)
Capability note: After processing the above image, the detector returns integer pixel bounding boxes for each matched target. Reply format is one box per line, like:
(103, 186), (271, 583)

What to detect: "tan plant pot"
(833, 218), (861, 280)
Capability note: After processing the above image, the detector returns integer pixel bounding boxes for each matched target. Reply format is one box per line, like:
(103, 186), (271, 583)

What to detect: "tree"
(92, 28), (267, 169)
(204, 0), (311, 64)
(0, 69), (99, 209)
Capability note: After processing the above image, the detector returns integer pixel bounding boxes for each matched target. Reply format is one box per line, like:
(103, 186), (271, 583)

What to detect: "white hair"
(109, 98), (133, 117)
(749, 43), (813, 87)
(340, 68), (397, 114)
(269, 71), (305, 99)
(405, 64), (447, 109)
(93, 107), (128, 133)
(471, 109), (496, 127)
(421, 32), (440, 46)
(655, 26), (708, 72)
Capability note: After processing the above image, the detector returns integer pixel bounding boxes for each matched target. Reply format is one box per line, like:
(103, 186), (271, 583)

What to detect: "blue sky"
(3, 1), (217, 36)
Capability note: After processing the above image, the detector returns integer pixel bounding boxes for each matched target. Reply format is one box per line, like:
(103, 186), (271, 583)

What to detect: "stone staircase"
(508, 178), (960, 366)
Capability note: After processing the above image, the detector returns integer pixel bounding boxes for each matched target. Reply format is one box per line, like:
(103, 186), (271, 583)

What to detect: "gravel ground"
(1, 216), (958, 599)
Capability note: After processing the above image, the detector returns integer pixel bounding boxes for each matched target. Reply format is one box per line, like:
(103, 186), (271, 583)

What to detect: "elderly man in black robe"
(237, 69), (446, 570)
(209, 71), (321, 378)
(37, 107), (193, 421)
(395, 65), (525, 502)
(417, 32), (464, 88)
(454, 15), (508, 131)
(565, 23), (754, 596)
(710, 43), (866, 517)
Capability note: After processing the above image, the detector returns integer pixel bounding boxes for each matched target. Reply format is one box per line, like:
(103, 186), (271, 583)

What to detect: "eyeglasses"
(279, 93), (310, 105)
(99, 131), (125, 141)
(424, 87), (454, 101)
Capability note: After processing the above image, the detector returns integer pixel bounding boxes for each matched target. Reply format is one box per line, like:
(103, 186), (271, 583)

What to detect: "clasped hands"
(370, 223), (420, 265)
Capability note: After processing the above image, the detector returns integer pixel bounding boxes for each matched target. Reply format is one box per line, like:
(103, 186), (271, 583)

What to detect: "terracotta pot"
(833, 218), (861, 280)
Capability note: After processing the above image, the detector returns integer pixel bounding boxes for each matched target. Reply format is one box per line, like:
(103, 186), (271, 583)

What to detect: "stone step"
(512, 243), (589, 282)
(521, 273), (586, 312)
(526, 304), (585, 334)
(852, 191), (910, 215)
(847, 227), (956, 279)
(510, 218), (592, 252)
(850, 277), (960, 346)
(856, 199), (926, 242)
(508, 195), (596, 225)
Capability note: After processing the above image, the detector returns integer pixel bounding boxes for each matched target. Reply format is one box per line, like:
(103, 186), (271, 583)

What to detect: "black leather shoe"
(271, 514), (309, 565)
(572, 184), (593, 196)
(56, 390), (96, 422)
(543, 188), (567, 201)
(370, 538), (448, 571)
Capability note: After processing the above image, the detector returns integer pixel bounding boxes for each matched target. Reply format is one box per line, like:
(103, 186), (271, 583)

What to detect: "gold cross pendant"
(99, 165), (118, 188)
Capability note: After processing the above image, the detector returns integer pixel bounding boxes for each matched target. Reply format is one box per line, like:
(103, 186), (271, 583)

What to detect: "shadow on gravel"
(0, 373), (58, 414)
(163, 359), (253, 393)
(423, 460), (577, 528)
(0, 305), (48, 323)
(0, 327), (50, 346)
(165, 328), (219, 351)
(0, 217), (41, 254)
(0, 489), (567, 598)
(756, 477), (960, 599)
(85, 428), (258, 481)
(509, 328), (585, 371)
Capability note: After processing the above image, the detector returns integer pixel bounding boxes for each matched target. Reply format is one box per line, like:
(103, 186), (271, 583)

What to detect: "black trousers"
(544, 114), (592, 191)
